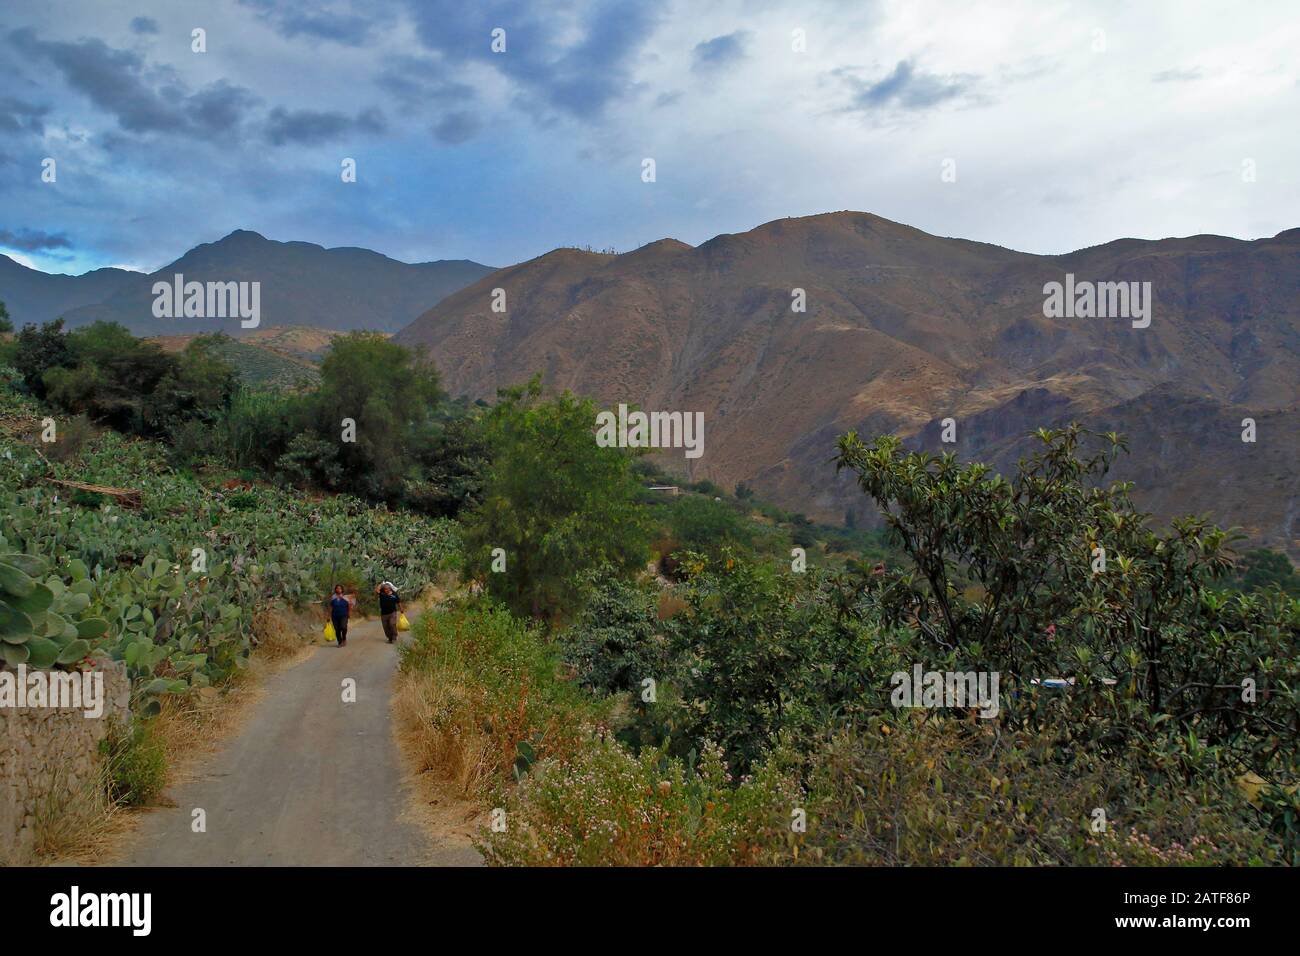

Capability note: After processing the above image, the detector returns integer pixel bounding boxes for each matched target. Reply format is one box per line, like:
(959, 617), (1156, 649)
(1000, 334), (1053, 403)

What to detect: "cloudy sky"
(1, 0), (1297, 274)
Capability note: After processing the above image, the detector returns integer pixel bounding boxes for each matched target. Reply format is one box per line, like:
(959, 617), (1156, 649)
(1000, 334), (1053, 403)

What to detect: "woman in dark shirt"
(328, 585), (353, 647)
(376, 581), (401, 643)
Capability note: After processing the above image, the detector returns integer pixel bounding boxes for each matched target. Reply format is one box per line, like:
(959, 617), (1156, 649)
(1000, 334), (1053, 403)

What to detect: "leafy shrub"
(1227, 548), (1300, 596)
(560, 571), (674, 695)
(667, 494), (752, 559)
(665, 554), (897, 776)
(70, 488), (106, 508)
(226, 490), (259, 510)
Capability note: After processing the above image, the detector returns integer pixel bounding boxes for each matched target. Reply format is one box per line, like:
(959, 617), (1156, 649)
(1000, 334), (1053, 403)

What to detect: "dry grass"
(393, 668), (494, 800)
(657, 590), (687, 620)
(391, 592), (496, 801)
(11, 766), (120, 866)
(391, 680), (484, 855)
(252, 606), (318, 663)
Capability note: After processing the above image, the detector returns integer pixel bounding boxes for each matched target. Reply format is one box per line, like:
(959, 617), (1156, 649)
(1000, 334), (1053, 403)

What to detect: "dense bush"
(667, 494), (752, 559)
(1228, 548), (1300, 596)
(663, 554), (896, 776)
(560, 570), (672, 696)
(214, 335), (486, 515)
(18, 322), (237, 437)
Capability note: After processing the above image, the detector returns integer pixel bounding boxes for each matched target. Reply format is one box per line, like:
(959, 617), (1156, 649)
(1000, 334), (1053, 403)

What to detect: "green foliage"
(0, 392), (460, 693)
(560, 570), (672, 695)
(222, 389), (303, 473)
(665, 554), (895, 776)
(667, 494), (752, 559)
(144, 335), (240, 435)
(212, 331), (475, 511)
(0, 549), (112, 670)
(0, 300), (11, 334)
(405, 414), (490, 518)
(303, 331), (443, 501)
(463, 378), (650, 620)
(15, 321), (237, 439)
(1227, 548), (1300, 596)
(100, 718), (167, 807)
(833, 424), (1299, 855)
(13, 319), (73, 399)
(274, 432), (343, 489)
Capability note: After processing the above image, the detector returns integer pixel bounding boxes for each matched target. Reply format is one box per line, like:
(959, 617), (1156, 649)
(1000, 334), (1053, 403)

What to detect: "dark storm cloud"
(377, 55), (476, 108)
(7, 28), (259, 138)
(0, 228), (73, 252)
(400, 0), (659, 120)
(432, 110), (480, 144)
(265, 105), (387, 145)
(130, 17), (160, 35)
(0, 96), (49, 136)
(838, 59), (978, 112)
(691, 31), (750, 73)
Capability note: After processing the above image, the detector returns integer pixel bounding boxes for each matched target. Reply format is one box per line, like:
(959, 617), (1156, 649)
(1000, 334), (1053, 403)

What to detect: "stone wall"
(0, 662), (131, 864)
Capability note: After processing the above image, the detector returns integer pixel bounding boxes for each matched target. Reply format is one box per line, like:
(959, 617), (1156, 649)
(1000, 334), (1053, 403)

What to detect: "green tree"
(834, 424), (1300, 781)
(306, 332), (443, 500)
(464, 377), (650, 620)
(13, 319), (74, 398)
(0, 300), (11, 334)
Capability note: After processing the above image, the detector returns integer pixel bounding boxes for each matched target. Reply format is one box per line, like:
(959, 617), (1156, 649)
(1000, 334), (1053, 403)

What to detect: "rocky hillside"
(396, 212), (1300, 552)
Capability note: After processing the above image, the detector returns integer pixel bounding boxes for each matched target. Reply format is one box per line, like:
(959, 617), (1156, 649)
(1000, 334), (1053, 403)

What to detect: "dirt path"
(115, 613), (481, 866)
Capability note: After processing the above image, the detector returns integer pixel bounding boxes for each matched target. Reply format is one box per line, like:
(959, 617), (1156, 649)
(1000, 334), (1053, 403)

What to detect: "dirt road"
(117, 613), (481, 866)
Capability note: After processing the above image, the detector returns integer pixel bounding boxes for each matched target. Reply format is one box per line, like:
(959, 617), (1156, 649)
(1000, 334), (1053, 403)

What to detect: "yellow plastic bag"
(323, 621), (336, 642)
(397, 613), (411, 632)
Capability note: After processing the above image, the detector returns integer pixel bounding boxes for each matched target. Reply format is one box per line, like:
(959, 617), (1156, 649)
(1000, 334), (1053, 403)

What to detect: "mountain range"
(6, 212), (1296, 551)
(395, 211), (1300, 553)
(0, 231), (494, 334)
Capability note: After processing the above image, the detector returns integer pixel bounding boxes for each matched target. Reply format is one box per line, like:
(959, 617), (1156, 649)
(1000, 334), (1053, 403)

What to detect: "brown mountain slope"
(396, 212), (1300, 552)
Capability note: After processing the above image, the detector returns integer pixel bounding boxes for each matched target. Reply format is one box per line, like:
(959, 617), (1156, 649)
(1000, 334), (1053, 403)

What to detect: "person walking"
(376, 581), (402, 644)
(328, 584), (354, 647)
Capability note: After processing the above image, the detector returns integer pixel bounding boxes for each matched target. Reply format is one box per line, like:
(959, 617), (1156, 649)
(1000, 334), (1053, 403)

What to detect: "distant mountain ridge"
(0, 256), (136, 328)
(395, 211), (1300, 552)
(0, 231), (495, 334)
